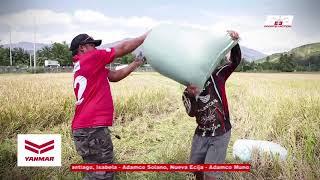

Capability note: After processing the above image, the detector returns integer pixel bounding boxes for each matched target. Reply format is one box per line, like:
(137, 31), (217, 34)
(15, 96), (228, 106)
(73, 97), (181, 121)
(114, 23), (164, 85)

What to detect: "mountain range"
(2, 40), (267, 61)
(256, 42), (320, 63)
(100, 39), (267, 61)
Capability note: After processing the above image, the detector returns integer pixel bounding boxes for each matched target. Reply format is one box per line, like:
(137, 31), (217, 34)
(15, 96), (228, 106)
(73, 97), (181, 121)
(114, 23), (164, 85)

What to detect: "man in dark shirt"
(182, 31), (241, 180)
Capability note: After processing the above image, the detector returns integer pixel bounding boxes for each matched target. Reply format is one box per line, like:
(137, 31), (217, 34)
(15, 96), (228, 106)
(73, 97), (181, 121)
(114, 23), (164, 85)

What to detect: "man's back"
(182, 44), (241, 137)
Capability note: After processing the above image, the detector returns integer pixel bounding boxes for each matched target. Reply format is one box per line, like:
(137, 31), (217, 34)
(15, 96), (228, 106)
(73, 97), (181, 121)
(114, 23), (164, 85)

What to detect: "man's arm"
(182, 85), (199, 117)
(113, 32), (149, 58)
(108, 60), (143, 82)
(230, 43), (242, 65)
(215, 44), (242, 80)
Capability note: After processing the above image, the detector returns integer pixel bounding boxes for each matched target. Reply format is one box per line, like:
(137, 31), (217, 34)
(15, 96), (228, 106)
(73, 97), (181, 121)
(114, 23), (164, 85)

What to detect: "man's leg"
(190, 134), (210, 180)
(204, 130), (231, 180)
(73, 127), (114, 180)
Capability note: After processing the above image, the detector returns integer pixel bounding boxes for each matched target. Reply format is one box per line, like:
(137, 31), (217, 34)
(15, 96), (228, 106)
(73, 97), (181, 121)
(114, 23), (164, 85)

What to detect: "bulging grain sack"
(142, 24), (238, 89)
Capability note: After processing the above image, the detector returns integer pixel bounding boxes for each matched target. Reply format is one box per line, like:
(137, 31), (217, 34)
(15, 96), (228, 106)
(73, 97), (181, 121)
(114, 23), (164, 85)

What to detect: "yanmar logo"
(18, 134), (61, 166)
(25, 139), (54, 154)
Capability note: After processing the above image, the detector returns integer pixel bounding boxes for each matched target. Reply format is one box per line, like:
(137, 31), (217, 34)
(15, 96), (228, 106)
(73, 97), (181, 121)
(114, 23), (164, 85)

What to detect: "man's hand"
(132, 59), (144, 68)
(186, 84), (200, 97)
(108, 53), (145, 82)
(132, 51), (146, 67)
(227, 30), (239, 41)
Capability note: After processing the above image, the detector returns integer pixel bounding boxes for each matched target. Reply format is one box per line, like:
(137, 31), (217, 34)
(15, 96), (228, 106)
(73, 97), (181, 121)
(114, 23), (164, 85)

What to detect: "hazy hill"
(2, 40), (267, 61)
(101, 39), (267, 61)
(257, 42), (320, 63)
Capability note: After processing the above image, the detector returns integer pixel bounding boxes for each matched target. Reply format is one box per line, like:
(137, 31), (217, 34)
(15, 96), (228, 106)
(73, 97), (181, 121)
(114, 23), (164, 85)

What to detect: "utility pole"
(33, 16), (36, 69)
(9, 29), (12, 66)
(308, 47), (311, 71)
(29, 53), (32, 67)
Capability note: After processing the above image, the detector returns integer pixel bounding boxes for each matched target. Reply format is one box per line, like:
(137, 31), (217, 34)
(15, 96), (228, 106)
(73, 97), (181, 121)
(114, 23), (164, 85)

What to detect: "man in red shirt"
(69, 32), (148, 180)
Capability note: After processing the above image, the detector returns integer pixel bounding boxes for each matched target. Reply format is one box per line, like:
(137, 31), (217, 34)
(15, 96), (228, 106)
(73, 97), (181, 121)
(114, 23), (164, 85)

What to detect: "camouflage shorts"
(73, 127), (114, 180)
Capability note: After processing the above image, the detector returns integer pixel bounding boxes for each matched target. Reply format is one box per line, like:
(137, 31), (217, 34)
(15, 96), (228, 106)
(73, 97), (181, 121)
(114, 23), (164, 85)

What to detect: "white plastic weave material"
(143, 24), (238, 89)
(233, 139), (288, 162)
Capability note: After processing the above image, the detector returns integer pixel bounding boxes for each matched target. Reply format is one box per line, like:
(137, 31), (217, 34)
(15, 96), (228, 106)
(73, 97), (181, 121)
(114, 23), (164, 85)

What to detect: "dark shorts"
(73, 127), (114, 180)
(190, 130), (231, 179)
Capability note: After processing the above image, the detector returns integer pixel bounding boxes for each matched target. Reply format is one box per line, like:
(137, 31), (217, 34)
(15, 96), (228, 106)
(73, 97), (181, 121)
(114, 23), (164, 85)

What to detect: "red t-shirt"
(71, 48), (116, 130)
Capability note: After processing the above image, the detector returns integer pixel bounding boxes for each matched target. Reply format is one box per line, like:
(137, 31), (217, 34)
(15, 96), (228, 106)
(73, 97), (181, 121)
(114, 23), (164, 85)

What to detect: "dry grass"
(0, 72), (319, 180)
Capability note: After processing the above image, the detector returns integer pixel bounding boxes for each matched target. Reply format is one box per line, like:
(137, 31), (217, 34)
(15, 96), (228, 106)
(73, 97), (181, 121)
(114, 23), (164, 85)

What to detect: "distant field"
(0, 72), (319, 180)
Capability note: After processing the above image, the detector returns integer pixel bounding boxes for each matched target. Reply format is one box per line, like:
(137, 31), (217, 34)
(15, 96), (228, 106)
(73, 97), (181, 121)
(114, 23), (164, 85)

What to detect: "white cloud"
(73, 10), (111, 23)
(0, 9), (164, 45)
(0, 9), (72, 27)
(73, 10), (170, 29)
(197, 13), (320, 54)
(0, 9), (319, 54)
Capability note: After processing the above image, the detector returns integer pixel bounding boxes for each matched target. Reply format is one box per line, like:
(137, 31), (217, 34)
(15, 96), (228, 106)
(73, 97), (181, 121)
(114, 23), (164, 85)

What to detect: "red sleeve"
(99, 48), (116, 65)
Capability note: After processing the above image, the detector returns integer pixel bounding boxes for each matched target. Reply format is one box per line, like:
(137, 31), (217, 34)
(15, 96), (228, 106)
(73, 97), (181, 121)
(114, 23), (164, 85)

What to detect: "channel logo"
(264, 15), (294, 28)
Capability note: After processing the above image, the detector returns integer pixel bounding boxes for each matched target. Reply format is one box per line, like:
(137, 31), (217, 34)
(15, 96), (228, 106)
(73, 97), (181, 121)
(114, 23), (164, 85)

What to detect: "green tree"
(308, 55), (320, 71)
(36, 42), (72, 66)
(37, 46), (52, 66)
(235, 58), (251, 72)
(249, 61), (257, 71)
(121, 53), (135, 64)
(0, 44), (10, 66)
(12, 48), (29, 66)
(266, 56), (270, 62)
(51, 42), (72, 66)
(278, 53), (294, 72)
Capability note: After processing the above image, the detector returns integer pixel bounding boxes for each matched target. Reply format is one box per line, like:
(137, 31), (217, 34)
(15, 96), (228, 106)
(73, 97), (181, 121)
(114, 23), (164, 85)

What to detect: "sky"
(0, 0), (319, 54)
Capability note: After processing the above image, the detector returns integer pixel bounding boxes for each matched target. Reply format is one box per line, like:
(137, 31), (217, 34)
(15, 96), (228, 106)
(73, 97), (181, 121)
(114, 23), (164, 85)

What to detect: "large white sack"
(233, 139), (288, 162)
(142, 24), (238, 88)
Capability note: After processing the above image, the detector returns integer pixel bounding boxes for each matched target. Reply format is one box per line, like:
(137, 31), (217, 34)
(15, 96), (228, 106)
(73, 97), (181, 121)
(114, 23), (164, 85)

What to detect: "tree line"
(1, 41), (319, 72)
(236, 54), (320, 72)
(0, 41), (135, 67)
